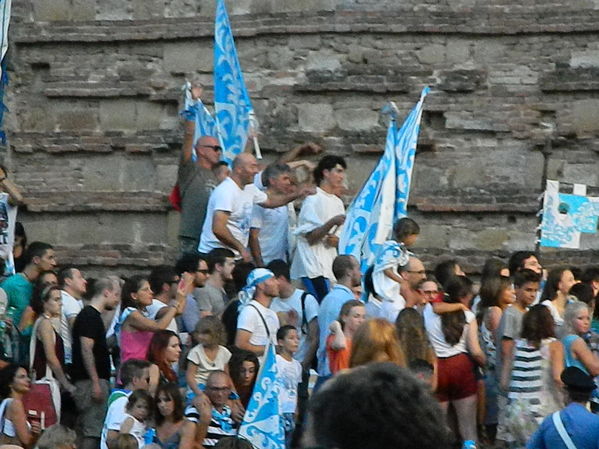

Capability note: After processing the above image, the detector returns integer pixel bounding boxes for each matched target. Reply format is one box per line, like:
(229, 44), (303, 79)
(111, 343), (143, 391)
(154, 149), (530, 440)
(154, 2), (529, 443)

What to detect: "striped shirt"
(184, 404), (238, 447)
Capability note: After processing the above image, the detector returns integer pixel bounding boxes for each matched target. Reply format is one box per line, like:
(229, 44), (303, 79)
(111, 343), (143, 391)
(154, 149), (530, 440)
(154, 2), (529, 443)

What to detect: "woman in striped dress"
(501, 305), (564, 447)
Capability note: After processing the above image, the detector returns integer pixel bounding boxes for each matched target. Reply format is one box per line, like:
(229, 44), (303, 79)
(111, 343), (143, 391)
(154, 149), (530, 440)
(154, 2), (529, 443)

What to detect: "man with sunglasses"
(177, 85), (221, 255)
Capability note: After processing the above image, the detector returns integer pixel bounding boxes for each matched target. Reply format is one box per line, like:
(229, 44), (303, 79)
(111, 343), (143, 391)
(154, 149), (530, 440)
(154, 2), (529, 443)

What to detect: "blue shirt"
(316, 284), (358, 376)
(527, 403), (599, 449)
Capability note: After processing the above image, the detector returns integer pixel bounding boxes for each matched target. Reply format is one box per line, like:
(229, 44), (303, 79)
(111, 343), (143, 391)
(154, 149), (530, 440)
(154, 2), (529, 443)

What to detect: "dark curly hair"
(307, 362), (449, 449)
(0, 364), (28, 398)
(440, 276), (473, 346)
(521, 304), (555, 348)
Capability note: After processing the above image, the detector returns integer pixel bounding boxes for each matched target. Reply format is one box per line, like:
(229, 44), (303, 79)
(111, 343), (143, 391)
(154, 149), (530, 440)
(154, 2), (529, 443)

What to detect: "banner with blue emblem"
(339, 87), (429, 271)
(238, 341), (285, 449)
(214, 0), (256, 165)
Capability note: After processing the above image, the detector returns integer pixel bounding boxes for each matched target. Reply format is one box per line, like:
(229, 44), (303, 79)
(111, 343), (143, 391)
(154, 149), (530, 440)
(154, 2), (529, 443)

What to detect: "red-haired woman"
(148, 330), (182, 394)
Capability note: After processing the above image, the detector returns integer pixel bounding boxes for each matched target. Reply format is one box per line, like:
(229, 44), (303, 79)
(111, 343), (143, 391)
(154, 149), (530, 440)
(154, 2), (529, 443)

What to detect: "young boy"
(276, 325), (302, 449)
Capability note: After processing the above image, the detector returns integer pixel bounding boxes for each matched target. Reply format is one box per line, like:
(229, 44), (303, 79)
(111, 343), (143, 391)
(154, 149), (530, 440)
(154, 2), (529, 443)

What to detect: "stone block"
(163, 42), (213, 74)
(560, 99), (599, 136)
(271, 0), (335, 13)
(99, 99), (137, 131)
(570, 49), (599, 68)
(96, 0), (131, 20)
(71, 0), (96, 21)
(437, 69), (486, 92)
(133, 0), (164, 19)
(81, 154), (123, 190)
(297, 103), (336, 132)
(416, 224), (450, 249)
(56, 110), (98, 132)
(475, 229), (509, 251)
(121, 156), (158, 190)
(446, 39), (471, 64)
(306, 50), (343, 73)
(416, 44), (446, 65)
(334, 108), (380, 132)
(135, 101), (164, 130)
(33, 0), (72, 21)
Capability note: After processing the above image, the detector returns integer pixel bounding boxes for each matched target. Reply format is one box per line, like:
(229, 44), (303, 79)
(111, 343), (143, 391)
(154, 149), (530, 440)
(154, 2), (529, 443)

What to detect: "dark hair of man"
(276, 324), (296, 341)
(513, 269), (541, 288)
(433, 259), (459, 290)
(266, 259), (290, 281)
(568, 387), (593, 404)
(207, 248), (235, 274)
(540, 266), (570, 302)
(118, 359), (151, 387)
(569, 282), (595, 306)
(262, 162), (291, 188)
(521, 304), (555, 348)
(15, 222), (27, 247)
(313, 155), (346, 186)
(582, 266), (599, 283)
(155, 382), (184, 425)
(148, 265), (177, 295)
(57, 266), (77, 289)
(232, 262), (256, 294)
(508, 251), (537, 276)
(393, 217), (420, 241)
(440, 276), (473, 346)
(175, 253), (202, 276)
(213, 437), (254, 449)
(308, 362), (448, 449)
(332, 255), (355, 281)
(23, 241), (53, 267)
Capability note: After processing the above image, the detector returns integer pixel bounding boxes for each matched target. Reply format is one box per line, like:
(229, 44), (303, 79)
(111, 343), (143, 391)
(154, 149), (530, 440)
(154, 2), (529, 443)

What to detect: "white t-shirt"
(100, 390), (131, 449)
(0, 192), (17, 275)
(271, 289), (319, 363)
(145, 299), (178, 333)
(60, 290), (83, 364)
(199, 177), (267, 255)
(61, 290), (84, 321)
(423, 303), (475, 358)
(290, 187), (345, 281)
(236, 300), (279, 364)
(250, 203), (291, 264)
(379, 295), (406, 324)
(123, 413), (147, 449)
(186, 344), (232, 386)
(276, 354), (302, 414)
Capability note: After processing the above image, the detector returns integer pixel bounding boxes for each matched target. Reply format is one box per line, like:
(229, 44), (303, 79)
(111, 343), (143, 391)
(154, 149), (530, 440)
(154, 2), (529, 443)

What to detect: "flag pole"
(249, 110), (262, 160)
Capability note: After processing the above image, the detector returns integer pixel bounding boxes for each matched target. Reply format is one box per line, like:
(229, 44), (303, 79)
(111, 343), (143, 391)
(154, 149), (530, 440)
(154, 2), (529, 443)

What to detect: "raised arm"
(0, 166), (24, 207)
(278, 142), (322, 164)
(305, 214), (345, 246)
(181, 85), (203, 163)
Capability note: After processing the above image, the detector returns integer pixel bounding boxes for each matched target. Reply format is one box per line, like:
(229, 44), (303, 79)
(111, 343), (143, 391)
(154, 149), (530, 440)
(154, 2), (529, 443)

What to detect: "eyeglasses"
(207, 386), (231, 393)
(200, 144), (222, 152)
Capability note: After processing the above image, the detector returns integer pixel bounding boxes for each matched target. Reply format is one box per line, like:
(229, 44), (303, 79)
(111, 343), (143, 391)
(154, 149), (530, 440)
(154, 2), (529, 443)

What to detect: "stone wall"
(5, 0), (599, 275)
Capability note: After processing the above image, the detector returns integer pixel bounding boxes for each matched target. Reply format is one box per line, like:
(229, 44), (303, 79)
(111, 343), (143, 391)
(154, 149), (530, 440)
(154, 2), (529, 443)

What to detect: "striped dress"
(505, 338), (563, 445)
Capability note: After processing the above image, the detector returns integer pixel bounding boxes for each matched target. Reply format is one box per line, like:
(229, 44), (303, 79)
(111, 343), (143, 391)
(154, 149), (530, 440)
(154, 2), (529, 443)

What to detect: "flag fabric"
(238, 341), (285, 449)
(181, 81), (223, 163)
(214, 0), (255, 165)
(0, 0), (11, 144)
(339, 87), (429, 271)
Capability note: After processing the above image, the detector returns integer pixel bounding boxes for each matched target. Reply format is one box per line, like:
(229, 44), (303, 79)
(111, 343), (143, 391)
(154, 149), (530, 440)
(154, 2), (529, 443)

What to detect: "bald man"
(199, 153), (314, 262)
(177, 85), (221, 254)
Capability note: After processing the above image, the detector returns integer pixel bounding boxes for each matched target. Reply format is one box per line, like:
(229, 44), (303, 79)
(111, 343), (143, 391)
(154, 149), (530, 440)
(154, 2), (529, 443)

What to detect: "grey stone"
(334, 108), (380, 132)
(297, 103), (336, 132)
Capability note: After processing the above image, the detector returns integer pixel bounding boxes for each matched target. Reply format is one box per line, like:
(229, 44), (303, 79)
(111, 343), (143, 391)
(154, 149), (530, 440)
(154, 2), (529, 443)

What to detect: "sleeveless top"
(0, 399), (17, 438)
(33, 326), (65, 380)
(154, 425), (182, 449)
(562, 334), (589, 374)
(480, 309), (498, 370)
(119, 307), (154, 362)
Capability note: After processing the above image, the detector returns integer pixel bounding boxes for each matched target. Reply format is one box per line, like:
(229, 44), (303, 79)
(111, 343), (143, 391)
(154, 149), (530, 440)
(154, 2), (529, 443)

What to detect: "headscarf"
(238, 268), (275, 305)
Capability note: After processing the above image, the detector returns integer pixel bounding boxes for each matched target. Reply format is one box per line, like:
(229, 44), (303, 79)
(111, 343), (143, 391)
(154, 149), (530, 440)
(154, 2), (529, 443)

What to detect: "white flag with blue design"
(339, 87), (429, 271)
(214, 0), (255, 165)
(238, 341), (285, 449)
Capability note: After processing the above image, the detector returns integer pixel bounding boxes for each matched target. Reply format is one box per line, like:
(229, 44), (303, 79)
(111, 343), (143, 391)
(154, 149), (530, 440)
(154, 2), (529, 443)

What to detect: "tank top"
(119, 307), (154, 361)
(32, 327), (65, 380)
(562, 334), (589, 374)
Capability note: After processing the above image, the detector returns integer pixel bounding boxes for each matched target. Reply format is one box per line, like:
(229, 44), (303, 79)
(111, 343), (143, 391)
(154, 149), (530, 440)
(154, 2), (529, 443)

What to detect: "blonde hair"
(349, 319), (406, 368)
(195, 315), (226, 346)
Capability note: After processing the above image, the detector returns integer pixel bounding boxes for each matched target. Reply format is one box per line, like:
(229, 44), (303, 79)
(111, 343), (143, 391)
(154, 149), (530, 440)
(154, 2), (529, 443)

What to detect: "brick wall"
(5, 0), (599, 275)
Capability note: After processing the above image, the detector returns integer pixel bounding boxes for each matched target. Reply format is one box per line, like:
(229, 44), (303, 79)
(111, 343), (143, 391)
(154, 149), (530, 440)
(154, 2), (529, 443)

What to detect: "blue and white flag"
(0, 0), (11, 144)
(339, 87), (429, 271)
(238, 341), (285, 449)
(181, 82), (223, 162)
(214, 0), (255, 165)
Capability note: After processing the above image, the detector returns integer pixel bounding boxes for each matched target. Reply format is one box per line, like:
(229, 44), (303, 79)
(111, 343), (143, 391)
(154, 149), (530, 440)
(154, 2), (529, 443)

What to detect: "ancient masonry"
(5, 0), (599, 276)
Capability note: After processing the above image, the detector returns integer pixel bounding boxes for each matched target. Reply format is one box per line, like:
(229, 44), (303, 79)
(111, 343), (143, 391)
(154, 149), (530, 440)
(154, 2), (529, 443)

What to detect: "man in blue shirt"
(315, 255), (362, 388)
(528, 367), (599, 449)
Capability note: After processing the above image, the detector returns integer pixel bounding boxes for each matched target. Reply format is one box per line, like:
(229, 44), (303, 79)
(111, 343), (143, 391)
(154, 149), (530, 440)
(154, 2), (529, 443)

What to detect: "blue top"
(562, 334), (590, 374)
(316, 284), (358, 376)
(0, 273), (33, 336)
(527, 403), (599, 449)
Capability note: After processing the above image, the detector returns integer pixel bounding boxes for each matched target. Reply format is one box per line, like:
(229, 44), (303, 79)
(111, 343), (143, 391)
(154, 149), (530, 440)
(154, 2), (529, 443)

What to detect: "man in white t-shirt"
(235, 268), (280, 364)
(249, 163), (296, 266)
(290, 155), (347, 303)
(101, 359), (151, 449)
(146, 265), (180, 333)
(267, 259), (319, 371)
(199, 153), (314, 261)
(58, 266), (88, 366)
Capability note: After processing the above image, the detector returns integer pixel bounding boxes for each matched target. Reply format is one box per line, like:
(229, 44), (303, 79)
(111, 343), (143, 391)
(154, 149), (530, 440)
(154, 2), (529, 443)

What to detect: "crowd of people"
(0, 85), (598, 449)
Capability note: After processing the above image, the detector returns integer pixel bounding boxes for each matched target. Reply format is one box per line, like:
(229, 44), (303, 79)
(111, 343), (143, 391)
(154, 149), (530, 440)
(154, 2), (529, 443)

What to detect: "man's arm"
(500, 337), (515, 390)
(212, 211), (248, 258)
(235, 329), (265, 356)
(80, 336), (103, 401)
(305, 214), (345, 246)
(248, 228), (264, 267)
(259, 185), (316, 209)
(0, 167), (24, 207)
(278, 142), (322, 164)
(181, 85), (203, 163)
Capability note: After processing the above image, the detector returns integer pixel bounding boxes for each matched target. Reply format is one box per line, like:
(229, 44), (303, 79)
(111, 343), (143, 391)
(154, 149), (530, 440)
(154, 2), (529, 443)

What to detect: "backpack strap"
(300, 291), (309, 335)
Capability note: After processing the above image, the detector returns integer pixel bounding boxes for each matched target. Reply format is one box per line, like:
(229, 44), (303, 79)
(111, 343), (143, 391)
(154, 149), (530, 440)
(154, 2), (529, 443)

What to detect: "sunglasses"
(200, 144), (222, 152)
